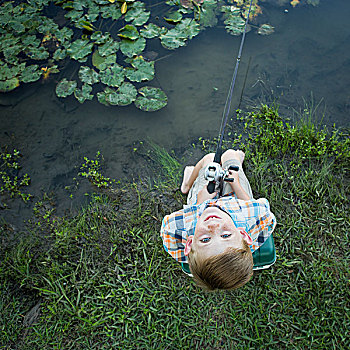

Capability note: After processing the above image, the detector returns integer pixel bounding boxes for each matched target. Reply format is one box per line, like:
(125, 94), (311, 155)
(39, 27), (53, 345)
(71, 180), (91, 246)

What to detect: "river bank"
(1, 105), (349, 349)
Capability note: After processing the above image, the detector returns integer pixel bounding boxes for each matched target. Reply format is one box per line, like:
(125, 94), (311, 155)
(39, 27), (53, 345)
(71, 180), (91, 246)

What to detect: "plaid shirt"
(160, 193), (276, 263)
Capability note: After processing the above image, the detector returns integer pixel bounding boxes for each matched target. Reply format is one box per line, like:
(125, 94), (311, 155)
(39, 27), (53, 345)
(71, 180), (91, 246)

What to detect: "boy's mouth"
(204, 215), (221, 221)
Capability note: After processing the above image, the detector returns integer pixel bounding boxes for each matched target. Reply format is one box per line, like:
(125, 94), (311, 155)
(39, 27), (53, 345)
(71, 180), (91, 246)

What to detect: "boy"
(160, 149), (276, 290)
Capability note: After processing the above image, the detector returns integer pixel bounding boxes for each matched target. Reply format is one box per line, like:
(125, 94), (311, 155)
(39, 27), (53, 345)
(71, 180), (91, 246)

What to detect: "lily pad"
(55, 27), (74, 43)
(140, 24), (162, 39)
(26, 46), (50, 60)
(3, 45), (22, 64)
(8, 20), (26, 34)
(100, 3), (122, 20)
(160, 18), (200, 49)
(65, 9), (84, 22)
(0, 35), (19, 52)
(160, 29), (186, 50)
(118, 25), (139, 40)
(21, 35), (41, 48)
(98, 39), (119, 57)
(86, 3), (100, 22)
(164, 10), (183, 24)
(38, 17), (58, 34)
(91, 31), (111, 45)
(108, 83), (137, 106)
(20, 65), (42, 83)
(3, 43), (24, 57)
(97, 83), (137, 106)
(99, 64), (125, 87)
(125, 2), (150, 26)
(56, 78), (77, 98)
(221, 5), (241, 17)
(241, 4), (262, 20)
(0, 77), (20, 93)
(20, 14), (41, 32)
(258, 24), (275, 36)
(176, 18), (200, 39)
(94, 0), (112, 4)
(78, 66), (99, 85)
(0, 62), (25, 81)
(224, 16), (246, 36)
(125, 56), (154, 82)
(199, 0), (218, 28)
(72, 0), (86, 11)
(92, 51), (117, 71)
(120, 37), (146, 58)
(97, 89), (110, 106)
(74, 84), (93, 103)
(135, 86), (167, 112)
(67, 39), (94, 62)
(53, 48), (67, 61)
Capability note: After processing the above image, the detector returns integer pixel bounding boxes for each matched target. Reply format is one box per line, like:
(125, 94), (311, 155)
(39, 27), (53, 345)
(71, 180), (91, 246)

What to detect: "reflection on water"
(0, 0), (349, 226)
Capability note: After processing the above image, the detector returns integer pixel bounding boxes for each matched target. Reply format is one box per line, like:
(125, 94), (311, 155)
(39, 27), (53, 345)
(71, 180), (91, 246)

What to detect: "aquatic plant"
(0, 0), (318, 110)
(0, 149), (32, 203)
(257, 23), (275, 35)
(78, 151), (115, 188)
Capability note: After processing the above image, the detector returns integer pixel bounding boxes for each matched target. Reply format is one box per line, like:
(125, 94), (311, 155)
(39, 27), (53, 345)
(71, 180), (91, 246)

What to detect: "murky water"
(1, 0), (349, 226)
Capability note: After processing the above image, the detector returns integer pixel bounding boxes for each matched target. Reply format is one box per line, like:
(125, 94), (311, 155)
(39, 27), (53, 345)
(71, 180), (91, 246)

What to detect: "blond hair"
(187, 240), (253, 290)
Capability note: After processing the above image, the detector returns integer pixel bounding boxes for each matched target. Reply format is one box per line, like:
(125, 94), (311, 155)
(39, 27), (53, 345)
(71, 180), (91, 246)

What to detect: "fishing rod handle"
(207, 181), (216, 194)
(213, 151), (221, 164)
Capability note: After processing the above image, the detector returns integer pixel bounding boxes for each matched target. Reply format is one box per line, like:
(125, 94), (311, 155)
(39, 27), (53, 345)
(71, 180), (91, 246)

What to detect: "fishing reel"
(205, 162), (239, 196)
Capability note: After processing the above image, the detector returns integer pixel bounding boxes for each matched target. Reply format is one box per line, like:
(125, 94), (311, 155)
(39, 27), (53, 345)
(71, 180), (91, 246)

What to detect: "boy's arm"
(248, 209), (277, 250)
(161, 210), (193, 262)
(227, 170), (251, 200)
(230, 181), (251, 200)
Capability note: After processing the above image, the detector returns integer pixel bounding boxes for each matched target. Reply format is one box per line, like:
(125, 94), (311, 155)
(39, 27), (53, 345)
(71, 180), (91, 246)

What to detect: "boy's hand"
(227, 169), (240, 184)
(197, 186), (217, 204)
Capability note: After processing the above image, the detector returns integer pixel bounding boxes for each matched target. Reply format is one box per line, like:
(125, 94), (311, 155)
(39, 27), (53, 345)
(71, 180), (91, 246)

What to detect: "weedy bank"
(1, 105), (349, 349)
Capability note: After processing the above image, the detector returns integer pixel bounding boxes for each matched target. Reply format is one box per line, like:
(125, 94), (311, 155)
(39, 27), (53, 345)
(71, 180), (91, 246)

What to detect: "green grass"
(1, 105), (349, 349)
(135, 139), (182, 187)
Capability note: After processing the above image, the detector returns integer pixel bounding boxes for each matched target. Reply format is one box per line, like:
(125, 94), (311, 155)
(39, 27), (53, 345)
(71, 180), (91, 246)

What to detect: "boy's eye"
(221, 234), (231, 238)
(200, 237), (211, 243)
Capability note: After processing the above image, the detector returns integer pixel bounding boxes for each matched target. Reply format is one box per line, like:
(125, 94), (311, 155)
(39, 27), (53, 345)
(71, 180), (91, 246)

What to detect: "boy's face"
(184, 207), (252, 259)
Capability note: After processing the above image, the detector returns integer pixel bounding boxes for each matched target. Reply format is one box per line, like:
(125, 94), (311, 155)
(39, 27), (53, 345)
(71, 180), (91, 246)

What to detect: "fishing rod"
(206, 0), (254, 195)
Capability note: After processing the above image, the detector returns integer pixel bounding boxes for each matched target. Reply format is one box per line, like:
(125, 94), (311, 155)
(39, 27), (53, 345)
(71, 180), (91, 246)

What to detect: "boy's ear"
(184, 236), (193, 256)
(240, 230), (253, 245)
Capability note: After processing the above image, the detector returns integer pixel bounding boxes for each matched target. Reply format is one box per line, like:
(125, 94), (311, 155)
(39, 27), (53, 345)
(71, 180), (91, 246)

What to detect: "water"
(1, 0), (349, 226)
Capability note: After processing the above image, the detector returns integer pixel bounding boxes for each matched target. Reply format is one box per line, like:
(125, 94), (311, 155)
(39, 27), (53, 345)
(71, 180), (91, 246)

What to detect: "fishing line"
(238, 55), (252, 110)
(214, 0), (254, 163)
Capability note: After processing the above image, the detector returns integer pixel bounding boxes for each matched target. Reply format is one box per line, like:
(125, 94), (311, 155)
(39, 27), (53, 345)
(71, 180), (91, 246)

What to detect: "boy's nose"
(207, 221), (220, 230)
